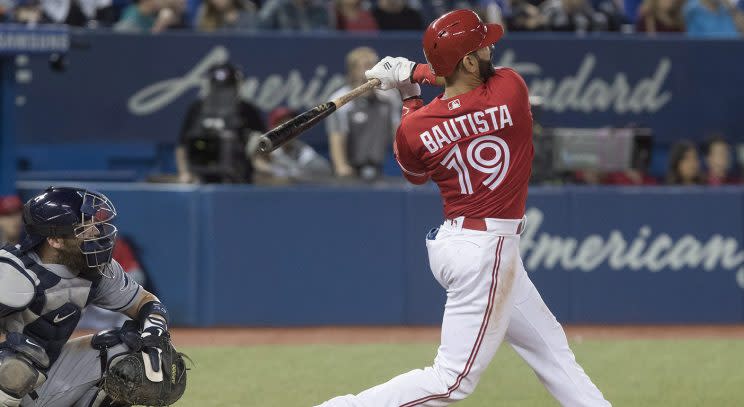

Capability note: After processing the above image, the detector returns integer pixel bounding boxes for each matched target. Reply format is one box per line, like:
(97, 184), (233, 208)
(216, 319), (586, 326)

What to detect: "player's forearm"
(175, 145), (190, 175)
(329, 133), (351, 173)
(124, 290), (160, 320)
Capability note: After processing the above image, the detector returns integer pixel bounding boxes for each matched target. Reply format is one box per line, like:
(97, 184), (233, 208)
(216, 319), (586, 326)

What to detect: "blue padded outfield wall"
(11, 32), (744, 177)
(17, 182), (744, 326)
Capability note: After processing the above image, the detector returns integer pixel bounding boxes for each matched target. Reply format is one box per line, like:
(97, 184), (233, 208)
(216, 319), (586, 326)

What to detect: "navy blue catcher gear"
(20, 187), (118, 277)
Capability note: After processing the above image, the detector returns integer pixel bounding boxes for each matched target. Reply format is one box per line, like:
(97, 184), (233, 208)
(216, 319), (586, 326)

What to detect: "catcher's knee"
(0, 350), (46, 399)
(0, 333), (49, 399)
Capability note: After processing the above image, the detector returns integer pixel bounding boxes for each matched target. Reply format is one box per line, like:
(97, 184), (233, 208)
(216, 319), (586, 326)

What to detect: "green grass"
(177, 340), (744, 407)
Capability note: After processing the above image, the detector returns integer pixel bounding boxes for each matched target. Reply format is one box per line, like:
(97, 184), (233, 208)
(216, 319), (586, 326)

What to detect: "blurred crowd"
(174, 46), (742, 186)
(569, 135), (742, 186)
(0, 0), (742, 36)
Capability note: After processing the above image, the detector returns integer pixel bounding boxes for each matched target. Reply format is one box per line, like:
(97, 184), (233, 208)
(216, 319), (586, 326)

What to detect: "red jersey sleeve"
(401, 96), (424, 119)
(394, 129), (428, 184)
(395, 97), (429, 184)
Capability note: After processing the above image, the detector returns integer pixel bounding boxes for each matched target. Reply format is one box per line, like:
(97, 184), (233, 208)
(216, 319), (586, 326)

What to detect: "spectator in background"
(251, 107), (333, 183)
(419, 0), (507, 24)
(703, 135), (740, 185)
(508, 0), (547, 31)
(257, 0), (332, 30)
(326, 47), (400, 180)
(636, 0), (685, 32)
(592, 0), (628, 30)
(177, 62), (265, 183)
(169, 0), (191, 27)
(114, 0), (186, 32)
(13, 0), (44, 24)
(0, 195), (23, 245)
(571, 169), (604, 184)
(38, 0), (117, 26)
(666, 140), (703, 185)
(426, 0), (510, 24)
(372, 0), (424, 30)
(477, 0), (509, 24)
(541, 0), (609, 31)
(0, 0), (12, 22)
(684, 0), (744, 37)
(196, 0), (257, 31)
(336, 0), (378, 31)
(604, 149), (658, 185)
(604, 168), (658, 184)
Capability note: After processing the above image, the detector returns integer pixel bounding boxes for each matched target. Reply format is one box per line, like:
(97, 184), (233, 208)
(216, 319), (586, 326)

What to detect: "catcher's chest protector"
(0, 245), (94, 365)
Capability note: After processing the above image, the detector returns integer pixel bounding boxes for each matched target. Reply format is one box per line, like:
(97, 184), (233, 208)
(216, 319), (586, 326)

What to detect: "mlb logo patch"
(447, 99), (461, 110)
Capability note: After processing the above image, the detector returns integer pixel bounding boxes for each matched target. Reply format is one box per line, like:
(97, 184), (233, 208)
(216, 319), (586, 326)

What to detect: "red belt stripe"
(399, 236), (505, 407)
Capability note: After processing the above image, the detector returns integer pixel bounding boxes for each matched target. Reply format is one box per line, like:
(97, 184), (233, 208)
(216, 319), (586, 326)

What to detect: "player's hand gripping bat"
(257, 78), (381, 153)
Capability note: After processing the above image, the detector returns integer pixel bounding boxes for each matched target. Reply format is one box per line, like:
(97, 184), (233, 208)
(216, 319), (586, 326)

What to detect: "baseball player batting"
(0, 187), (186, 407)
(317, 9), (611, 407)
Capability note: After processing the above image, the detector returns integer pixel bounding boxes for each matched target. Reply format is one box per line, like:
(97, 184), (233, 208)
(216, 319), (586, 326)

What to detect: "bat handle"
(258, 136), (273, 153)
(331, 78), (381, 108)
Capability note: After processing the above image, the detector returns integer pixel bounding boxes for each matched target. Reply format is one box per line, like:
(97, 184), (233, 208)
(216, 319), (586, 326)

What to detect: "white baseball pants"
(317, 217), (611, 407)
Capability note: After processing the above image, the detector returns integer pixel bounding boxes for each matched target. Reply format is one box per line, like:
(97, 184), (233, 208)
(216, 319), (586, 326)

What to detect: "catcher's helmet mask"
(21, 187), (119, 278)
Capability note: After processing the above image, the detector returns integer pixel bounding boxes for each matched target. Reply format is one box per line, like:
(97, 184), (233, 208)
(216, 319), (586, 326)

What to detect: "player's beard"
(478, 56), (495, 82)
(57, 238), (97, 279)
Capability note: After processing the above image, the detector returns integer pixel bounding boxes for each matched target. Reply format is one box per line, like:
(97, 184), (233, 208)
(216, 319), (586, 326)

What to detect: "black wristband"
(137, 301), (169, 326)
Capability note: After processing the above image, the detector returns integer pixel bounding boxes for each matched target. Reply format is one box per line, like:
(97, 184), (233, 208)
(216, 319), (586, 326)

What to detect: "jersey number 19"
(441, 135), (511, 195)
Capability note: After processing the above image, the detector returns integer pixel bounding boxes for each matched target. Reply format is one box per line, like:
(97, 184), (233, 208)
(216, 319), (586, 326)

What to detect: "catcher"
(0, 187), (187, 406)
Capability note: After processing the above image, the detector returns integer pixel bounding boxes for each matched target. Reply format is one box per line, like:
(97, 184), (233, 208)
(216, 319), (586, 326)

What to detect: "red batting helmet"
(423, 9), (504, 77)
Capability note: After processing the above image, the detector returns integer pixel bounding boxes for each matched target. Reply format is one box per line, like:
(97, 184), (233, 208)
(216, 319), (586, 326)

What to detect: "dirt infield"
(167, 325), (744, 347)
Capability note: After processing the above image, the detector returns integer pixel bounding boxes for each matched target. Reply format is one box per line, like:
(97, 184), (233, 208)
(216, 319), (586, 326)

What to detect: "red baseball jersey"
(395, 67), (533, 220)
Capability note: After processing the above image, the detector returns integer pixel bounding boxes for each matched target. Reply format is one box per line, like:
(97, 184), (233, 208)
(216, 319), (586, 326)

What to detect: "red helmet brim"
(480, 24), (504, 48)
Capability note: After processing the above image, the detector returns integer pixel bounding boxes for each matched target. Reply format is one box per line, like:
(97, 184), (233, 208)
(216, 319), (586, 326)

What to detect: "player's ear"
(46, 237), (65, 249)
(462, 54), (479, 75)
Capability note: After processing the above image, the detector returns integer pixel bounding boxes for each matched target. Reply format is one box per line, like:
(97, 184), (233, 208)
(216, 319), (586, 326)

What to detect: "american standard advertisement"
(16, 33), (744, 144)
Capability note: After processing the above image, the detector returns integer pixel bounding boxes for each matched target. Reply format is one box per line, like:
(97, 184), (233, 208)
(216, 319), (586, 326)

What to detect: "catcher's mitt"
(102, 330), (188, 406)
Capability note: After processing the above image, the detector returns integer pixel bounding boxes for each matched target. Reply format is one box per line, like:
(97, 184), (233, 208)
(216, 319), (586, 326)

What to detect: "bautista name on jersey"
(419, 105), (514, 154)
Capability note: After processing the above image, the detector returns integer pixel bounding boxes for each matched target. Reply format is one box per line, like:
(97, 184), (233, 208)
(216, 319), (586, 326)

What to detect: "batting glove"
(365, 56), (416, 91)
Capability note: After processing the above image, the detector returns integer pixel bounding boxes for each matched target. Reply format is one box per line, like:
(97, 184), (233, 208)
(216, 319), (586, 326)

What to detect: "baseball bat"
(257, 78), (381, 153)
